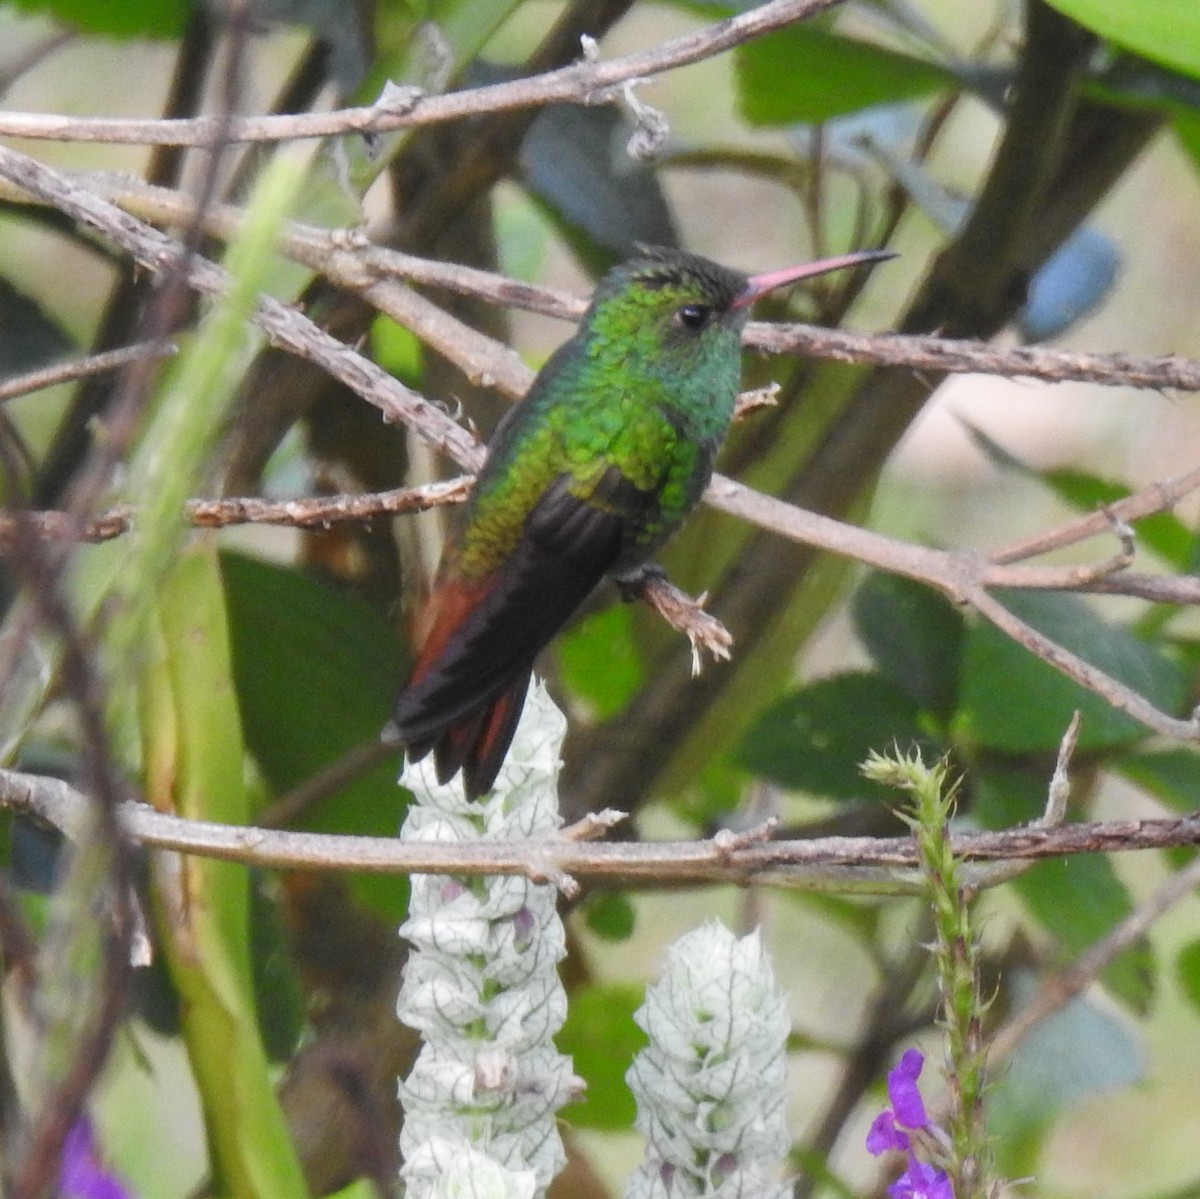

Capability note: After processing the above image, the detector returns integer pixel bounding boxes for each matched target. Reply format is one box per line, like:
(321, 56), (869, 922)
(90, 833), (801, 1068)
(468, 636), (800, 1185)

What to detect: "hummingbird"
(389, 245), (892, 798)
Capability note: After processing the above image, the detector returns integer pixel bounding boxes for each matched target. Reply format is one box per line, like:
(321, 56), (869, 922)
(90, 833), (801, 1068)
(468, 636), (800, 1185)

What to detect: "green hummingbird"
(389, 245), (892, 798)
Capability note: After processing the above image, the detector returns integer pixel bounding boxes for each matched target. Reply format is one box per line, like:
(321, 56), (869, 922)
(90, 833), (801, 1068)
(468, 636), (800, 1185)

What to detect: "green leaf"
(249, 877), (305, 1062)
(1045, 0), (1200, 83)
(583, 892), (636, 941)
(958, 591), (1184, 753)
(6, 0), (188, 37)
(107, 150), (304, 694)
(737, 672), (931, 801)
(557, 604), (644, 721)
(557, 984), (645, 1131)
(988, 968), (1145, 1174)
(959, 435), (1195, 572)
(736, 25), (955, 126)
(221, 552), (410, 920)
(141, 543), (310, 1198)
(0, 277), (74, 378)
(1043, 469), (1196, 569)
(1115, 748), (1200, 812)
(852, 573), (965, 718)
(1175, 939), (1200, 1016)
(1175, 109), (1200, 175)
(976, 769), (1154, 1012)
(520, 99), (677, 258)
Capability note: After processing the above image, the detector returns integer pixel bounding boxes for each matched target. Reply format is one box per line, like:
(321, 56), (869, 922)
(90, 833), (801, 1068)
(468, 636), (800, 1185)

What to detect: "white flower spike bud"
(397, 681), (581, 1199)
(625, 922), (792, 1199)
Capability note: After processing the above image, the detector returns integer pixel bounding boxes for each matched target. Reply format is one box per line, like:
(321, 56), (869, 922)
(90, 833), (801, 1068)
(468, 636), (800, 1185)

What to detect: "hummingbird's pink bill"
(732, 249), (896, 309)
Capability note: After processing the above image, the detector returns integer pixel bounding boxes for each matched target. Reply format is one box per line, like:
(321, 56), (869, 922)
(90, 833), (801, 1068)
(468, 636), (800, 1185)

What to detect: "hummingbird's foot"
(617, 566), (733, 673)
(613, 562), (667, 602)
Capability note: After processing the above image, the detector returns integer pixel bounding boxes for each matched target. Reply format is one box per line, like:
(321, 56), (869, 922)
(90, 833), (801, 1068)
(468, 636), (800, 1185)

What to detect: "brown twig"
(0, 342), (178, 405)
(4, 766), (1200, 887)
(15, 173), (1200, 399)
(0, 0), (842, 146)
(703, 475), (1200, 741)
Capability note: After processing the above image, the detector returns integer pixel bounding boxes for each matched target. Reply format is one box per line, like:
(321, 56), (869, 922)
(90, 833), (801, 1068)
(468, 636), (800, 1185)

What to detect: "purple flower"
(866, 1110), (910, 1154)
(888, 1049), (930, 1130)
(868, 1050), (931, 1158)
(59, 1118), (133, 1199)
(888, 1157), (954, 1199)
(867, 1049), (954, 1199)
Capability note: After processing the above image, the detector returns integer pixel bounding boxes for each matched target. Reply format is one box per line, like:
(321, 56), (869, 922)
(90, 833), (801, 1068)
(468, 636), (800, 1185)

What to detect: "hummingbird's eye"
(674, 303), (712, 331)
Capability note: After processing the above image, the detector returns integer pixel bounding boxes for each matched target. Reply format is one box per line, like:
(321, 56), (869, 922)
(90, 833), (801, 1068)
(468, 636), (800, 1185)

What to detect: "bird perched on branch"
(387, 244), (893, 798)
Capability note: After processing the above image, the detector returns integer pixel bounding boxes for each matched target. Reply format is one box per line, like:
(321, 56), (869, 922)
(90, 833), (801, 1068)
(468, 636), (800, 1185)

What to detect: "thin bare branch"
(0, 143), (485, 476)
(20, 172), (1200, 398)
(0, 341), (178, 405)
(0, 0), (842, 145)
(5, 767), (1200, 890)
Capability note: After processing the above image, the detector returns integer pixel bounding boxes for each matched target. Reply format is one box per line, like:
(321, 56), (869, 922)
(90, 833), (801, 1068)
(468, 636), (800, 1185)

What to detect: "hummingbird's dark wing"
(391, 470), (652, 798)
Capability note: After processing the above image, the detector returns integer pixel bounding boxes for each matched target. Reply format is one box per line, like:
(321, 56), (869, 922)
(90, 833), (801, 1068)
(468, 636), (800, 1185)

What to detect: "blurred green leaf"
(1175, 109), (1200, 174)
(959, 590), (1185, 753)
(1045, 0), (1200, 81)
(0, 277), (74, 379)
(557, 984), (645, 1131)
(1115, 748), (1200, 812)
(107, 150), (303, 705)
(220, 551), (409, 919)
(249, 876), (305, 1062)
(976, 769), (1154, 1012)
(557, 603), (644, 721)
(989, 968), (1145, 1174)
(738, 672), (930, 801)
(963, 431), (1196, 572)
(141, 543), (310, 1198)
(736, 25), (955, 126)
(520, 99), (677, 258)
(1175, 939), (1200, 1016)
(852, 573), (965, 718)
(6, 0), (188, 37)
(583, 892), (636, 941)
(1043, 469), (1196, 569)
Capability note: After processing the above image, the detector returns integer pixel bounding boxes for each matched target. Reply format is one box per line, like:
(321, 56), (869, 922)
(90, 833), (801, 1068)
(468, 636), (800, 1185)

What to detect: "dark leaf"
(250, 875), (306, 1061)
(220, 551), (409, 919)
(0, 278), (74, 378)
(852, 572), (965, 718)
(736, 24), (955, 126)
(959, 590), (1185, 753)
(520, 102), (677, 257)
(738, 672), (931, 801)
(975, 770), (1154, 1012)
(1174, 939), (1200, 1016)
(582, 891), (636, 941)
(557, 604), (644, 721)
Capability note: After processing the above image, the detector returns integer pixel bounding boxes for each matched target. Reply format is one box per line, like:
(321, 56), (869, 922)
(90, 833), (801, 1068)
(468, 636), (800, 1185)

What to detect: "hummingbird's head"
(587, 247), (750, 366)
(582, 245), (893, 382)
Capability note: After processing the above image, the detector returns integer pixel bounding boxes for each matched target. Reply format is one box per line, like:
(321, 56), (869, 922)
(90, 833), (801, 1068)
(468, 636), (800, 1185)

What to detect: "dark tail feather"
(462, 673), (530, 799)
(415, 672), (531, 800)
